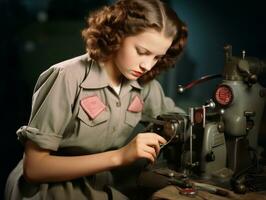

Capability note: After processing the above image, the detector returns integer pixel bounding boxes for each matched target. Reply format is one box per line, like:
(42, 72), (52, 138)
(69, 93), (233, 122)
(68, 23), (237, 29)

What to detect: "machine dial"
(214, 85), (233, 106)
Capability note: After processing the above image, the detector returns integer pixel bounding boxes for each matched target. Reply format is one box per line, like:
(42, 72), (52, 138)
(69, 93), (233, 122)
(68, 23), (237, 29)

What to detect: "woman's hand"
(118, 133), (167, 165)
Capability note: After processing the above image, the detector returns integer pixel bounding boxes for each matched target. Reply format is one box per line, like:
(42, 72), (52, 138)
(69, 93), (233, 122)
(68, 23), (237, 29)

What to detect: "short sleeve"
(141, 79), (185, 118)
(16, 65), (79, 151)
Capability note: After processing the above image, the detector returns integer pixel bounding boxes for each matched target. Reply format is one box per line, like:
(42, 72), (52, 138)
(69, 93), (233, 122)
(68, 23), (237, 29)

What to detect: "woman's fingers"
(139, 133), (167, 152)
(142, 132), (167, 144)
(119, 132), (168, 165)
(142, 151), (155, 163)
(136, 132), (167, 157)
(155, 134), (167, 145)
(142, 145), (157, 160)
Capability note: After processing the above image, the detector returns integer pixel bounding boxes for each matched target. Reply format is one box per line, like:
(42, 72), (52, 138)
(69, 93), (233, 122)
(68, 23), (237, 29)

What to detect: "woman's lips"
(131, 70), (143, 77)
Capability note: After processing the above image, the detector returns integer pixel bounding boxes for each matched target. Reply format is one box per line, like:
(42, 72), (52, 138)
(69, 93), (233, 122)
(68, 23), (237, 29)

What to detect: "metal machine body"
(140, 45), (266, 193)
(217, 45), (265, 176)
(200, 122), (227, 179)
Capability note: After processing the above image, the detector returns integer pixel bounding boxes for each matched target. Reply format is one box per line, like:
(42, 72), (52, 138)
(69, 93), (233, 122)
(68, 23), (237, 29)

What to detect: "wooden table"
(151, 185), (266, 200)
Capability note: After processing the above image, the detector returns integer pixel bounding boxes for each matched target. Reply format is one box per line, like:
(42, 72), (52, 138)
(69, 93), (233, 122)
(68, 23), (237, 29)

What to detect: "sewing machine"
(139, 45), (266, 194)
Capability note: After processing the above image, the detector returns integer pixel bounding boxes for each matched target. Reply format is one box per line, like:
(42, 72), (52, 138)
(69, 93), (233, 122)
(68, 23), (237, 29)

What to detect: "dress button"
(116, 101), (121, 107)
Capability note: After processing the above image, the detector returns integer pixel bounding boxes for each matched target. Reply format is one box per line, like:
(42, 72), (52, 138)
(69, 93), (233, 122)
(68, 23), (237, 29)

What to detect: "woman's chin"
(123, 74), (139, 81)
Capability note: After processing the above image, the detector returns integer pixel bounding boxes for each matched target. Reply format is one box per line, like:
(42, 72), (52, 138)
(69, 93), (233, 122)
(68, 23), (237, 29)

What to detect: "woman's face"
(113, 29), (173, 80)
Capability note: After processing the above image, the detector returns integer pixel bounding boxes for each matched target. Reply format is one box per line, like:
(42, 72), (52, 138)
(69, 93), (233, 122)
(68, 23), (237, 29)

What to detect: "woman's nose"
(139, 64), (148, 72)
(140, 60), (153, 72)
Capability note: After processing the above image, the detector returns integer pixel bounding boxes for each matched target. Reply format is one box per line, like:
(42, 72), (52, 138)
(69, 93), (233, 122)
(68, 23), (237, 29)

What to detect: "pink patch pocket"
(80, 95), (106, 119)
(127, 95), (144, 113)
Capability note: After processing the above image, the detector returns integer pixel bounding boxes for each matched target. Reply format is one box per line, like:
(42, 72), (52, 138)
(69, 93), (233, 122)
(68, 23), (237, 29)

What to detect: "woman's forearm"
(23, 140), (123, 183)
(23, 132), (165, 183)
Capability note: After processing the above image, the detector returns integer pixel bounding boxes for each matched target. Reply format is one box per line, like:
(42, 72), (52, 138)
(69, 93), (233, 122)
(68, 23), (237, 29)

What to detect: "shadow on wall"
(158, 50), (201, 110)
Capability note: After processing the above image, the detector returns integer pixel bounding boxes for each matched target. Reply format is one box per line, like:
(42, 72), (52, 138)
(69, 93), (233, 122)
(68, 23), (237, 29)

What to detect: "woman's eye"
(136, 48), (148, 55)
(137, 51), (146, 55)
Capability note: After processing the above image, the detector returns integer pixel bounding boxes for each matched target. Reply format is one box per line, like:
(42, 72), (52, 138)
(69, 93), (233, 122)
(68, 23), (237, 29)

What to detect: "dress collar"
(80, 58), (143, 90)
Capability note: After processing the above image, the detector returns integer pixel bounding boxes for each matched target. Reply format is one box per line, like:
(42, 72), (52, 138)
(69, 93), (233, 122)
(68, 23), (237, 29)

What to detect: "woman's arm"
(23, 133), (166, 183)
(23, 140), (122, 183)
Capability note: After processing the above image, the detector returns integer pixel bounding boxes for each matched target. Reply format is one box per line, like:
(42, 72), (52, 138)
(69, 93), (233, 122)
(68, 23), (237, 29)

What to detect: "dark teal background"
(1, 0), (265, 198)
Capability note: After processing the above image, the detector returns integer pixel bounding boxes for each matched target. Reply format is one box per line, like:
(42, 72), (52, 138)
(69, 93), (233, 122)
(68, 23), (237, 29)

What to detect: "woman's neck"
(100, 60), (122, 87)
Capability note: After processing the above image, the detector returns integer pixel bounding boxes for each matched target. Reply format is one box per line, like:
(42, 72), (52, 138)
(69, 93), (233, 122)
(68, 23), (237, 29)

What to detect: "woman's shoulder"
(34, 54), (93, 92)
(140, 79), (165, 100)
(141, 79), (163, 93)
(52, 53), (91, 75)
(40, 54), (92, 83)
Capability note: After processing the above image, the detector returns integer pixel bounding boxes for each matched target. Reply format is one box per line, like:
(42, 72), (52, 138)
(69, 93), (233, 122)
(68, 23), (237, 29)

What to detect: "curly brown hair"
(82, 0), (188, 83)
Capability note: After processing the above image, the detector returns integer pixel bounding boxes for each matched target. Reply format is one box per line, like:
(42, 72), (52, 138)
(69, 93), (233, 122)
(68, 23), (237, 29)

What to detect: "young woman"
(5, 0), (187, 199)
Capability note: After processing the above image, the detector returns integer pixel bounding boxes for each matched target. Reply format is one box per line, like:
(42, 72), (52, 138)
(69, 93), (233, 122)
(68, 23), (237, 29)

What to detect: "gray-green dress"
(5, 54), (184, 200)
